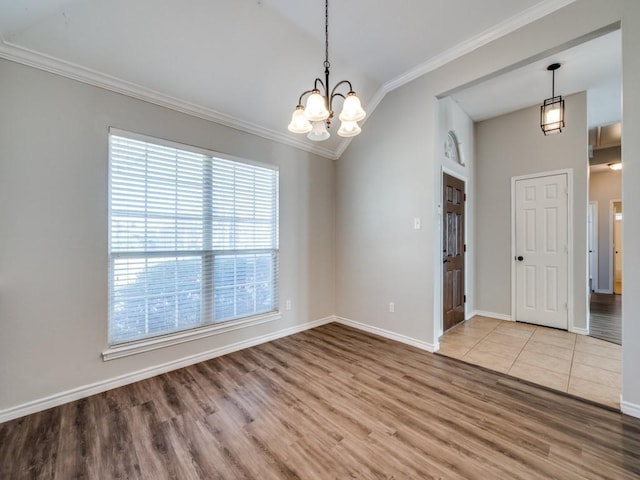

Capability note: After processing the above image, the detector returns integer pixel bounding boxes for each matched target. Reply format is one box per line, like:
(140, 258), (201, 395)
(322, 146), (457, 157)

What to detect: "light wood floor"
(2, 323), (640, 479)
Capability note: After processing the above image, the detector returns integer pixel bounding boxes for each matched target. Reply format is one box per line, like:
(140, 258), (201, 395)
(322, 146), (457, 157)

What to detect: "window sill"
(102, 312), (281, 361)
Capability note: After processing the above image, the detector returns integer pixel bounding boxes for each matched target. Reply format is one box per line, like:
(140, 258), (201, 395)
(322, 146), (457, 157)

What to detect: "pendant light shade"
(337, 119), (362, 137)
(305, 90), (330, 121)
(540, 63), (565, 135)
(307, 121), (331, 141)
(339, 92), (366, 122)
(287, 0), (365, 141)
(288, 106), (313, 134)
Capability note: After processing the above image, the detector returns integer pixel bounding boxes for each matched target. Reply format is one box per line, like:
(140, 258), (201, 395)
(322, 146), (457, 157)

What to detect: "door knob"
(516, 256), (524, 261)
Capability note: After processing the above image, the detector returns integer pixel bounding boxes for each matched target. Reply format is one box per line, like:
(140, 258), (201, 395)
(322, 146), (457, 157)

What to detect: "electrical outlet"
(285, 300), (292, 311)
(389, 302), (395, 313)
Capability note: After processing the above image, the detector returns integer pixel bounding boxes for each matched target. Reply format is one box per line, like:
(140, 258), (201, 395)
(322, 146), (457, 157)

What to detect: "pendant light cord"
(324, 0), (330, 70)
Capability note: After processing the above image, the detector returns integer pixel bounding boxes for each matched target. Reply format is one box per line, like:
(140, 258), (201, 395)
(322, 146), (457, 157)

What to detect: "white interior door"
(588, 202), (598, 292)
(514, 173), (568, 329)
(613, 204), (622, 294)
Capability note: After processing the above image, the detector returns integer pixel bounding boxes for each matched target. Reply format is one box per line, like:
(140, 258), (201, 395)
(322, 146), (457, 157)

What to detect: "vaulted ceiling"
(1, 0), (618, 159)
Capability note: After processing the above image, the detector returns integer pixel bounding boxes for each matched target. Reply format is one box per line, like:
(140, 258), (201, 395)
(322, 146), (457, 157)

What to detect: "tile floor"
(437, 316), (622, 409)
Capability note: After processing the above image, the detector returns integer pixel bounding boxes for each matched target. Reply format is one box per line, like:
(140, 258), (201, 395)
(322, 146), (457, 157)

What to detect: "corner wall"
(436, 97), (476, 332)
(621, 0), (640, 416)
(0, 59), (336, 417)
(475, 92), (588, 330)
(336, 0), (640, 415)
(337, 0), (621, 348)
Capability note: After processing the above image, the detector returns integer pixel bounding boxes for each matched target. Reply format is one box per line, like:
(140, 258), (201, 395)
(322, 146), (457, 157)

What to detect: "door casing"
(608, 199), (622, 294)
(588, 201), (598, 293)
(510, 169), (575, 331)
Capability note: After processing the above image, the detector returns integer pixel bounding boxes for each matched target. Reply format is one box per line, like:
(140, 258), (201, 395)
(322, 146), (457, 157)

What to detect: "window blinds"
(108, 132), (279, 344)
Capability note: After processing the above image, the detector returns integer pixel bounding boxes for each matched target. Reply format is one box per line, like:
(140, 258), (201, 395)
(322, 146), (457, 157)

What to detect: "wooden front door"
(443, 173), (465, 332)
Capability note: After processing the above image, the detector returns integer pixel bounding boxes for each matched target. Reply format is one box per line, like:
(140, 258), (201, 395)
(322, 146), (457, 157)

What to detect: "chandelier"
(287, 0), (366, 141)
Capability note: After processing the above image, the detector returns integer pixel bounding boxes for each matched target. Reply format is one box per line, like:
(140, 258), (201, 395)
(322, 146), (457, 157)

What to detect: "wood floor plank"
(2, 323), (640, 479)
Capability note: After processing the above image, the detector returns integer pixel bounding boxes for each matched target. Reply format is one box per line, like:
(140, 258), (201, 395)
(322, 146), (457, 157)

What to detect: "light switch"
(413, 217), (422, 230)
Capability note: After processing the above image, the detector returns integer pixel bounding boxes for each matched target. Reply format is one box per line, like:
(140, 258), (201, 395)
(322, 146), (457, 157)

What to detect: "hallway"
(590, 293), (622, 345)
(437, 316), (621, 409)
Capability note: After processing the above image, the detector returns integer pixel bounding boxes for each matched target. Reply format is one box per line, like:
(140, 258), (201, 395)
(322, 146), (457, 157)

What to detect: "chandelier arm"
(330, 80), (354, 99)
(313, 77), (327, 94)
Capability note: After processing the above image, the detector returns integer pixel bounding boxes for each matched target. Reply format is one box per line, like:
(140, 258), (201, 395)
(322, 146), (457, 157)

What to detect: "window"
(108, 130), (279, 346)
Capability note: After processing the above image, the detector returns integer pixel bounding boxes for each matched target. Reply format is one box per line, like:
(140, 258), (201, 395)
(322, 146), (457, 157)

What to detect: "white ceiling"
(451, 29), (621, 128)
(0, 0), (606, 159)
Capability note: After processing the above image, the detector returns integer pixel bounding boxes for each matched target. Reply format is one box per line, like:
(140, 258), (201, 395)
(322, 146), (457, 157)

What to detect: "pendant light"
(540, 63), (565, 135)
(287, 0), (366, 141)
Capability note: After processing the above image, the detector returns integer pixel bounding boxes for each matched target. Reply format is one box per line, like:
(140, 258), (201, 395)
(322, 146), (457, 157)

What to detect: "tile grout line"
(459, 320), (501, 360)
(505, 325), (534, 375)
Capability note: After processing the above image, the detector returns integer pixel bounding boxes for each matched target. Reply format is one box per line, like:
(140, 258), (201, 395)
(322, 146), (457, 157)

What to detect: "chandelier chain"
(324, 0), (330, 69)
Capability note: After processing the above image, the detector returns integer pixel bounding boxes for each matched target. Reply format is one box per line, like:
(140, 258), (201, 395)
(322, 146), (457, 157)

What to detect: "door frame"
(510, 168), (574, 331)
(588, 201), (599, 292)
(438, 166), (468, 337)
(610, 198), (622, 294)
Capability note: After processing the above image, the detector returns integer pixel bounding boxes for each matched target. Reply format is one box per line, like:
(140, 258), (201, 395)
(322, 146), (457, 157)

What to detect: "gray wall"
(4, 0), (640, 418)
(475, 92), (589, 331)
(589, 169), (622, 292)
(336, 0), (640, 412)
(336, 80), (434, 344)
(0, 59), (336, 413)
(621, 0), (640, 411)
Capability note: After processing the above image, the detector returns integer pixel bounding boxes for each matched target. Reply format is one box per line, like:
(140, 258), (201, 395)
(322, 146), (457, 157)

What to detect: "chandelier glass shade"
(287, 0), (366, 141)
(540, 63), (565, 136)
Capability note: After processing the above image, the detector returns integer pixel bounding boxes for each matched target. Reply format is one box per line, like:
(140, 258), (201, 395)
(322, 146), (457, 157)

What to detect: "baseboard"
(595, 289), (613, 294)
(471, 310), (512, 321)
(334, 316), (436, 352)
(570, 326), (589, 335)
(0, 316), (334, 424)
(621, 399), (640, 419)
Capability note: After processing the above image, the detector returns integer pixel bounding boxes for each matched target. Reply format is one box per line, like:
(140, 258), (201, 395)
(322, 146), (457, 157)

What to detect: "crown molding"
(0, 0), (573, 161)
(334, 85), (387, 158)
(382, 0), (576, 93)
(336, 0), (575, 159)
(0, 38), (338, 161)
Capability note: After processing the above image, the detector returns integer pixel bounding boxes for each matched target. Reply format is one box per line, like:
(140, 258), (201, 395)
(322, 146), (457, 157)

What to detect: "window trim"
(106, 128), (280, 355)
(102, 311), (280, 361)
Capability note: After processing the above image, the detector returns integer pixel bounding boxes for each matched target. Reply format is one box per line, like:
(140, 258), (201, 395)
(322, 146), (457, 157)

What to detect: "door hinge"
(464, 295), (467, 303)
(464, 193), (467, 202)
(464, 244), (467, 252)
